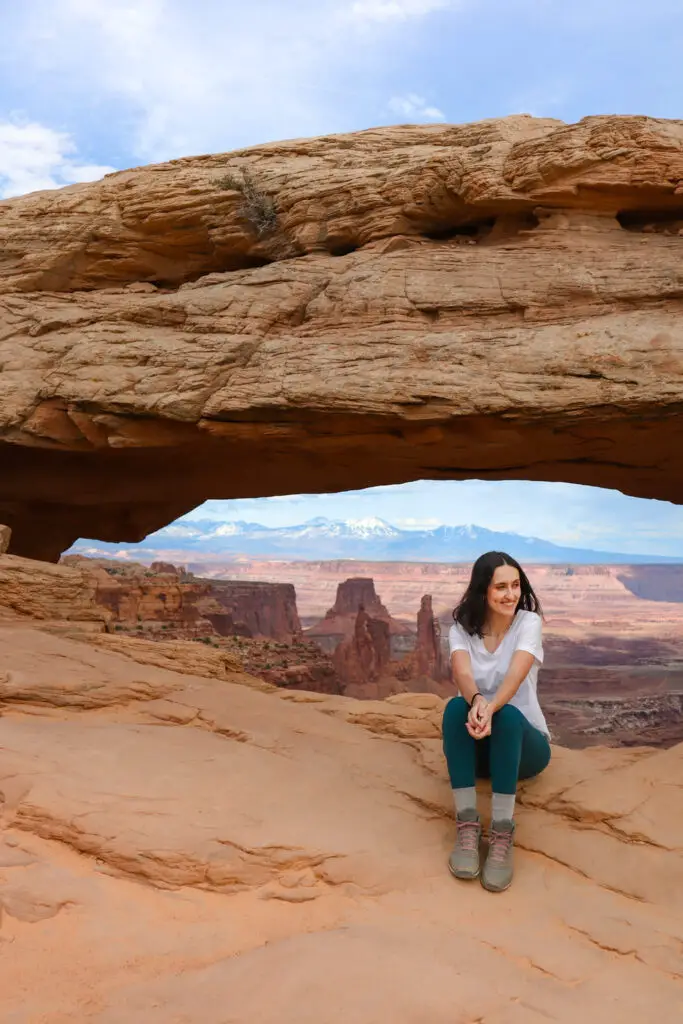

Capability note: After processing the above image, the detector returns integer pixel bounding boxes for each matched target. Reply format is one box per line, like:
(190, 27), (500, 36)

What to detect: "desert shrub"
(216, 168), (277, 237)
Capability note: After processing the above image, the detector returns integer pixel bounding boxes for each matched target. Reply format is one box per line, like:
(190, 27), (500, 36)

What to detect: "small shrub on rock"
(216, 169), (277, 238)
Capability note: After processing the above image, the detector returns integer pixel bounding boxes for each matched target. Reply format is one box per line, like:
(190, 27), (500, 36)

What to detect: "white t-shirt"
(448, 610), (549, 738)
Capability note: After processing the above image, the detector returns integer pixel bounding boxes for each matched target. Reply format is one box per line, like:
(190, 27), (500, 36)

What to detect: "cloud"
(182, 479), (683, 556)
(395, 517), (443, 529)
(388, 93), (446, 120)
(1, 0), (457, 169)
(350, 0), (457, 20)
(0, 121), (115, 198)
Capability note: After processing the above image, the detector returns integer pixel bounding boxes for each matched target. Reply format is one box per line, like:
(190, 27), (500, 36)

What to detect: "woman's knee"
(491, 703), (525, 736)
(519, 736), (551, 780)
(442, 696), (469, 736)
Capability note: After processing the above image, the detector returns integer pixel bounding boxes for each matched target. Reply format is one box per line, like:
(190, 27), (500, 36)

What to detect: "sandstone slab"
(0, 625), (681, 1021)
(0, 553), (110, 625)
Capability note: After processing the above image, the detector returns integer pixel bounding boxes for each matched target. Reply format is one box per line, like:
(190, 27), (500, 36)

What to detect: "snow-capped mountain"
(67, 517), (683, 564)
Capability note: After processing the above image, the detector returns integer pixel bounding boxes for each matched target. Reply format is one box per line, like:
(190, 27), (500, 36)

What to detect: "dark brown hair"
(453, 551), (542, 637)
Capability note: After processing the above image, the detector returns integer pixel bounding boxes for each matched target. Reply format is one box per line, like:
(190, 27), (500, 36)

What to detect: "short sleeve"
(515, 612), (544, 664)
(448, 621), (471, 655)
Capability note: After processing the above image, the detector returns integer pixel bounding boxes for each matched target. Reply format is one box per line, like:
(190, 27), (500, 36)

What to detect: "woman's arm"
(487, 650), (535, 713)
(451, 650), (483, 705)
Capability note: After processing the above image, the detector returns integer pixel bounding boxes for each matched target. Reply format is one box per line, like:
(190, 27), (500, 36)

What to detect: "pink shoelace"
(456, 820), (480, 852)
(488, 827), (514, 863)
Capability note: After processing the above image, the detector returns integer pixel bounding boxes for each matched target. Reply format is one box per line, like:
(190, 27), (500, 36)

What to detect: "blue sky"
(187, 483), (683, 558)
(2, 0), (683, 555)
(2, 0), (682, 194)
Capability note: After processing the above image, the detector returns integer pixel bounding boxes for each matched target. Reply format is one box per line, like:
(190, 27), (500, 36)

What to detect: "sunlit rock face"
(2, 114), (683, 559)
(1, 619), (682, 1020)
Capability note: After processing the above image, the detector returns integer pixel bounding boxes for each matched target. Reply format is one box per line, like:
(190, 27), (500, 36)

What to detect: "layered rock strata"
(60, 556), (301, 641)
(2, 115), (683, 558)
(333, 607), (392, 699)
(306, 577), (412, 654)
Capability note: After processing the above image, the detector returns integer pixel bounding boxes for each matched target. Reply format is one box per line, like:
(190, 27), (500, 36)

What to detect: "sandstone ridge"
(0, 620), (682, 1021)
(2, 114), (683, 558)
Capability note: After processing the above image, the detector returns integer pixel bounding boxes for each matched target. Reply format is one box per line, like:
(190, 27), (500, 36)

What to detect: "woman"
(442, 551), (551, 893)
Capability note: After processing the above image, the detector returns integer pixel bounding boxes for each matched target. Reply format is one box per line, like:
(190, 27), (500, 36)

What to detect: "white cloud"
(3, 0), (455, 168)
(350, 0), (457, 20)
(388, 93), (446, 120)
(0, 121), (115, 199)
(180, 479), (683, 556)
(395, 517), (443, 529)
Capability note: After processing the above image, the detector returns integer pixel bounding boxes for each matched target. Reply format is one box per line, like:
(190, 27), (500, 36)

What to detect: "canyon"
(142, 555), (683, 747)
(1, 543), (682, 1021)
(2, 112), (683, 1020)
(29, 551), (683, 748)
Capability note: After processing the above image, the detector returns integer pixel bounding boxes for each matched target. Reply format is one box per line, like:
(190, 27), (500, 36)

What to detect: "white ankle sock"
(492, 792), (516, 822)
(453, 787), (477, 815)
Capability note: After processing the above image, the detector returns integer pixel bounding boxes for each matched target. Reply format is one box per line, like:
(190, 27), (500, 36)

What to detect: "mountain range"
(68, 516), (683, 564)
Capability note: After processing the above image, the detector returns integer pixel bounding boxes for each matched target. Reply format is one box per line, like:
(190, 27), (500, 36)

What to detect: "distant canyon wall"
(3, 545), (681, 747)
(61, 556), (302, 642)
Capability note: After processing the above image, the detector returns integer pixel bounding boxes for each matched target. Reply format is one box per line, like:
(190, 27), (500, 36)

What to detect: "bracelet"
(469, 692), (484, 707)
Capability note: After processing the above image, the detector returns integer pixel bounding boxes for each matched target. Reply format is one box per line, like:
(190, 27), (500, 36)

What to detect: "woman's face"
(486, 564), (521, 619)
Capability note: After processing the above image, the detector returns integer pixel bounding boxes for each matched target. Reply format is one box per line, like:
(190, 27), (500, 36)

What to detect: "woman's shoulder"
(515, 609), (542, 628)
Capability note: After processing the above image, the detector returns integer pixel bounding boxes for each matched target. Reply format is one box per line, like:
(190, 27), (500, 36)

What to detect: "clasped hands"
(467, 694), (493, 739)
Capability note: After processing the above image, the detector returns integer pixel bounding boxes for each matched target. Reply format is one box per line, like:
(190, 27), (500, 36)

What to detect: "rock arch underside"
(2, 112), (683, 559)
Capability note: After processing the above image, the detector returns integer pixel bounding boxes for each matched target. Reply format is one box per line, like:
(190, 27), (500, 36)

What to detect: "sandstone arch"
(2, 114), (683, 560)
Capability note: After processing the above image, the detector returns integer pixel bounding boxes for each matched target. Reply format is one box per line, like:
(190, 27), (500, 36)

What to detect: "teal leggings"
(442, 697), (551, 795)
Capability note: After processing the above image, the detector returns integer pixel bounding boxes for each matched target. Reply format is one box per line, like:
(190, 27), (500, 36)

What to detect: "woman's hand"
(467, 696), (492, 739)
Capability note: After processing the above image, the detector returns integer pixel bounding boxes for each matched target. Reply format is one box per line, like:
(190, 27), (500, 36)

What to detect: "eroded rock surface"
(61, 556), (302, 641)
(0, 623), (682, 1022)
(0, 552), (110, 627)
(333, 606), (393, 699)
(3, 115), (683, 557)
(306, 577), (412, 652)
(397, 593), (448, 685)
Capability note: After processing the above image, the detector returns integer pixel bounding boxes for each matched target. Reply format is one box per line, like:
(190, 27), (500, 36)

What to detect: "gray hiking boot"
(448, 808), (482, 880)
(481, 819), (515, 892)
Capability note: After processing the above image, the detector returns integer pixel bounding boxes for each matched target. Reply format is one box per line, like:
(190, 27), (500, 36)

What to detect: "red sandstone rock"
(391, 594), (453, 697)
(306, 577), (412, 654)
(204, 580), (301, 641)
(61, 556), (302, 642)
(216, 635), (342, 695)
(4, 118), (683, 560)
(333, 607), (393, 699)
(0, 524), (11, 554)
(149, 561), (190, 579)
(0, 552), (110, 628)
(415, 594), (447, 681)
(1, 621), (682, 1021)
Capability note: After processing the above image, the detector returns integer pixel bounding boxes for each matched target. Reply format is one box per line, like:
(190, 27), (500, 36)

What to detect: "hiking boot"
(481, 819), (515, 892)
(448, 808), (482, 880)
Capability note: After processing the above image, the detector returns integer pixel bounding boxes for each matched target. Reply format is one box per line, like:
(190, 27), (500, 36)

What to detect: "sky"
(187, 483), (683, 558)
(2, 1), (683, 555)
(2, 0), (683, 196)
